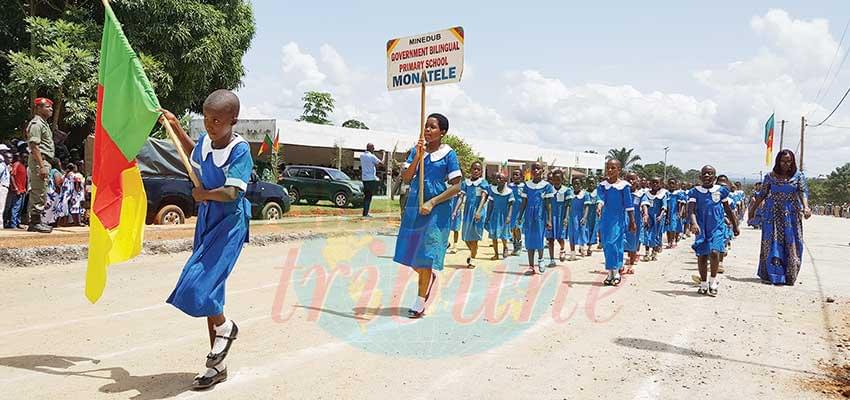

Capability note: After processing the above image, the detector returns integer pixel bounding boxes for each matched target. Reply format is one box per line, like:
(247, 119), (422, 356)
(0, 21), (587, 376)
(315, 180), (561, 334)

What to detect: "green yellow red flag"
(86, 2), (161, 303)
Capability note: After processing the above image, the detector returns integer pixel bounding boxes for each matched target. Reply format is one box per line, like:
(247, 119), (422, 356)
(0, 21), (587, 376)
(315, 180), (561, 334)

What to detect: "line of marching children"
(445, 159), (745, 296)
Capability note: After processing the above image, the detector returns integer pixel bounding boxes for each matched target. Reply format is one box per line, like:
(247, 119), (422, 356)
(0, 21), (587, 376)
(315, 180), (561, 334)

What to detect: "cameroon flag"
(86, 3), (161, 303)
(257, 131), (274, 156)
(764, 113), (775, 167)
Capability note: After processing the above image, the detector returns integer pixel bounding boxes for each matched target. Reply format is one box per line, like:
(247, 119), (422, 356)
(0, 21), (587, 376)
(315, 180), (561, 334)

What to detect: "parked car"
(279, 165), (365, 208)
(142, 175), (291, 225)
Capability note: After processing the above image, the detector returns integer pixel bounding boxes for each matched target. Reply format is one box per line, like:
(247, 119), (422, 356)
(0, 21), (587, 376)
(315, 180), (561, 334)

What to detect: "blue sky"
(237, 1), (850, 176)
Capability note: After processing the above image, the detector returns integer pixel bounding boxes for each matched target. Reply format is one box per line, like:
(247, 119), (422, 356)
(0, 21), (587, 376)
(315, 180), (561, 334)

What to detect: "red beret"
(34, 97), (53, 107)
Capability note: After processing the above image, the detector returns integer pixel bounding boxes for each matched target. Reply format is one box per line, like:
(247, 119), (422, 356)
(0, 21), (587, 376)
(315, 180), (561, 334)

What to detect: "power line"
(807, 85), (850, 127)
(809, 17), (850, 115)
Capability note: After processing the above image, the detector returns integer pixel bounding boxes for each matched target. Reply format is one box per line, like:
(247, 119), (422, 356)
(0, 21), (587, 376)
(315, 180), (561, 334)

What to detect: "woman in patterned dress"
(748, 150), (812, 285)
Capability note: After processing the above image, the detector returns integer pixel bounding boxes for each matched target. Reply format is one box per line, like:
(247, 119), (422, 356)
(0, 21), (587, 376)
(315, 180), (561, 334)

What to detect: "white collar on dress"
(465, 177), (484, 186)
(553, 185), (569, 195)
(509, 182), (525, 188)
(599, 179), (629, 190)
(426, 144), (452, 161)
(525, 179), (548, 190)
(693, 185), (722, 194)
(633, 187), (645, 197)
(201, 133), (247, 167)
(590, 189), (597, 196)
(575, 189), (586, 197)
(492, 185), (513, 196)
(646, 188), (668, 199)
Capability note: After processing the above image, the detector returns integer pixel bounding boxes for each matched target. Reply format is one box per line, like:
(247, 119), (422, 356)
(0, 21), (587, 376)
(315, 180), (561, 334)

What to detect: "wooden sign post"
(387, 27), (464, 207)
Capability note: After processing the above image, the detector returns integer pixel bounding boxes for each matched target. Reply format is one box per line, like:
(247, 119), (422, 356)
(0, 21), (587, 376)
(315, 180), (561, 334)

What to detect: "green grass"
(289, 198), (401, 216)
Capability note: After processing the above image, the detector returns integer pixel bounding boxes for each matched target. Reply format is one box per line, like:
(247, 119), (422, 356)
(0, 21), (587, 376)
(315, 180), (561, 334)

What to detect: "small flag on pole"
(272, 128), (280, 153)
(258, 131), (273, 156)
(764, 113), (775, 167)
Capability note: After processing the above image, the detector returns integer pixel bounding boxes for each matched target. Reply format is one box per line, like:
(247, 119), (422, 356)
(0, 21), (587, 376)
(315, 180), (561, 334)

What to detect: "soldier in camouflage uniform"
(26, 97), (56, 233)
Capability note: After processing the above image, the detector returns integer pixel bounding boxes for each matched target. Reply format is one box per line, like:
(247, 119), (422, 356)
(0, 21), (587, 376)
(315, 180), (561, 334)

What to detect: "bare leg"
(698, 255), (708, 282)
(547, 239), (555, 261)
(709, 253), (720, 278)
(491, 239), (499, 259)
(467, 241), (478, 259)
(416, 268), (433, 298)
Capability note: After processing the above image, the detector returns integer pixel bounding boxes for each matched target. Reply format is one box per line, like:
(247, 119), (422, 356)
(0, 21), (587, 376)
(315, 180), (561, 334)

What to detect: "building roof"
(191, 118), (604, 169)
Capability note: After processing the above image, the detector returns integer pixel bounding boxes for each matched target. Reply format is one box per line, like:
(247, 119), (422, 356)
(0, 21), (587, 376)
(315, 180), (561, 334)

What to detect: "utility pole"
(800, 116), (805, 172)
(663, 146), (670, 182)
(779, 119), (786, 150)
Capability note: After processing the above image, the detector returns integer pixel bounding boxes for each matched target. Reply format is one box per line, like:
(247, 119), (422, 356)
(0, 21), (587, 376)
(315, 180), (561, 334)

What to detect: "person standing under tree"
(360, 143), (384, 218)
(26, 98), (56, 233)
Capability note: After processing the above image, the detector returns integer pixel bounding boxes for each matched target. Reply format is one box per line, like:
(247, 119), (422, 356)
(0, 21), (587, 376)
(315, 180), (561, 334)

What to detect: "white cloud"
(240, 9), (850, 176)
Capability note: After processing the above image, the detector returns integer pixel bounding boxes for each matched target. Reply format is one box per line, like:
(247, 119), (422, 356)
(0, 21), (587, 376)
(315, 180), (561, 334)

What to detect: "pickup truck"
(142, 176), (291, 225)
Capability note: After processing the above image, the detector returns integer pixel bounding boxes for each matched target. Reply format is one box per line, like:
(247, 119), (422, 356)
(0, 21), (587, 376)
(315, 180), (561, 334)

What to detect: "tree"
(633, 162), (684, 181)
(442, 134), (479, 176)
(606, 147), (641, 170)
(297, 91), (334, 125)
(816, 163), (850, 204)
(683, 169), (700, 184)
(1, 0), (256, 140)
(342, 119), (368, 129)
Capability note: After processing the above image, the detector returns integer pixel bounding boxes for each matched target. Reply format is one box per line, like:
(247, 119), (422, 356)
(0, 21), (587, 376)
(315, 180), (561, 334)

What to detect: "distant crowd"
(813, 203), (850, 218)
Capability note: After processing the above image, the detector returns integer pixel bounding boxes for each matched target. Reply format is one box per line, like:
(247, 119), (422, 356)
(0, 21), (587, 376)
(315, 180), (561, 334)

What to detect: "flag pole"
(160, 118), (201, 188)
(418, 70), (427, 208)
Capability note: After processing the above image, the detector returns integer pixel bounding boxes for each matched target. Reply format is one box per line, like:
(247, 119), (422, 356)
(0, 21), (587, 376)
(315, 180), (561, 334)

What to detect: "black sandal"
(466, 257), (476, 269)
(193, 365), (227, 390)
(407, 308), (425, 319)
(206, 322), (238, 368)
(603, 277), (613, 286)
(612, 277), (621, 286)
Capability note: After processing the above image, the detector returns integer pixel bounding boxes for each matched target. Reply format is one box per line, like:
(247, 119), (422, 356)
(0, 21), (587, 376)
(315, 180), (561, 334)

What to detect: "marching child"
(586, 177), (601, 255)
(682, 182), (695, 237)
(545, 169), (571, 267)
(665, 178), (682, 249)
(393, 113), (463, 318)
(644, 176), (667, 261)
(567, 177), (589, 260)
(459, 161), (489, 268)
(448, 194), (462, 254)
(518, 162), (553, 274)
(688, 165), (739, 296)
(162, 90), (253, 389)
(508, 169), (525, 255)
(624, 172), (649, 272)
(597, 160), (637, 285)
(487, 172), (514, 260)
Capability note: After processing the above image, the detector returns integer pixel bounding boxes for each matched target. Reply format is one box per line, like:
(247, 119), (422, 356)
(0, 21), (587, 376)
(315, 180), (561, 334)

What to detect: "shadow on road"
(294, 305), (369, 321)
(351, 306), (408, 317)
(0, 354), (196, 399)
(613, 337), (837, 379)
(652, 289), (704, 298)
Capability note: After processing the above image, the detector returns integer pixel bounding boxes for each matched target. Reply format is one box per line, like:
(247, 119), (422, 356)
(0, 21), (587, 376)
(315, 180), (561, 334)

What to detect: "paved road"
(0, 216), (847, 399)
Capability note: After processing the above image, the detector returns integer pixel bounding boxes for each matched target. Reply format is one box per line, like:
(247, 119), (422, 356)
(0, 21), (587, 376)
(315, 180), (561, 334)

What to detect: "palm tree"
(606, 147), (641, 170)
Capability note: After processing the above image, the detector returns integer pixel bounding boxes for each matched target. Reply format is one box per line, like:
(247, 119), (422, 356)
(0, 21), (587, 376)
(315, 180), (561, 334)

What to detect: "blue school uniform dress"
(393, 145), (462, 271)
(460, 177), (490, 241)
(545, 185), (571, 240)
(568, 190), (590, 246)
(521, 180), (554, 251)
(645, 189), (668, 248)
(626, 188), (650, 252)
(665, 189), (683, 233)
(450, 195), (462, 232)
(487, 185), (515, 240)
(676, 190), (688, 234)
(167, 133), (253, 317)
(508, 182), (524, 230)
(597, 180), (633, 270)
(689, 185), (731, 256)
(748, 191), (763, 228)
(586, 190), (601, 245)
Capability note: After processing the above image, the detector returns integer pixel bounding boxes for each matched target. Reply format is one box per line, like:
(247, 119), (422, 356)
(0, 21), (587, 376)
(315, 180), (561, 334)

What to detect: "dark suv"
(142, 176), (291, 225)
(279, 165), (365, 208)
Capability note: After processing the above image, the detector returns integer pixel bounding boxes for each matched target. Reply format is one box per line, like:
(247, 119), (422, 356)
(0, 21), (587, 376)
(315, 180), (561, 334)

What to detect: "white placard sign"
(386, 26), (464, 91)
